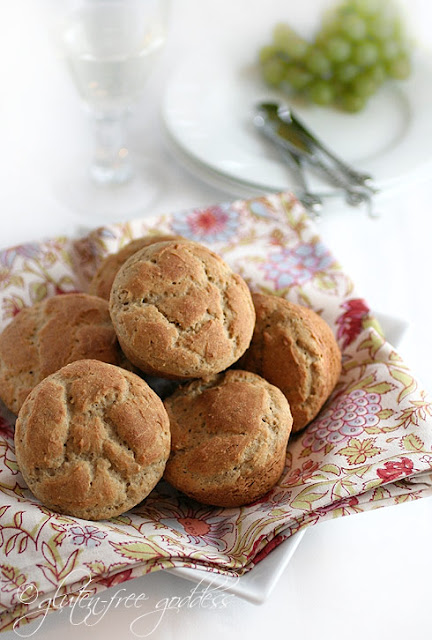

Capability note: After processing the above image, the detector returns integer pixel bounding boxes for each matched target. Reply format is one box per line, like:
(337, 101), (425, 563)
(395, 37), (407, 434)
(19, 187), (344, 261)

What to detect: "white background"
(0, 1), (431, 638)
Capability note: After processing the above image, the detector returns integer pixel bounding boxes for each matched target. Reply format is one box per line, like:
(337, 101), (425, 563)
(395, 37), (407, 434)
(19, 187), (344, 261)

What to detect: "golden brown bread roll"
(14, 359), (170, 520)
(109, 240), (256, 379)
(163, 369), (292, 507)
(0, 293), (129, 415)
(239, 293), (342, 432)
(89, 234), (183, 300)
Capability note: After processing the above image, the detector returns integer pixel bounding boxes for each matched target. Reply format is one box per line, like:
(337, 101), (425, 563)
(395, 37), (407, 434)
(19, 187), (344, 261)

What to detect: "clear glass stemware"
(58, 0), (171, 220)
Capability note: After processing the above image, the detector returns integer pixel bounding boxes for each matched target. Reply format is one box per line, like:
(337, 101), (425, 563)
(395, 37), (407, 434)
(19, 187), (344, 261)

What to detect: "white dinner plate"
(162, 48), (432, 197)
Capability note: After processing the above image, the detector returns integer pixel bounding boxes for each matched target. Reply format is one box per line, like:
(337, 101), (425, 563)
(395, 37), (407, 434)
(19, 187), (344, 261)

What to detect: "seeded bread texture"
(109, 240), (256, 379)
(14, 359), (170, 520)
(89, 235), (183, 301)
(0, 293), (129, 415)
(163, 369), (292, 507)
(239, 293), (342, 433)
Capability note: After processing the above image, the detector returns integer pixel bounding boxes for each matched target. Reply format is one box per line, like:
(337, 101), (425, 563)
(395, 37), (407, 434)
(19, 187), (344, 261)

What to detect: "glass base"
(54, 152), (163, 223)
(89, 159), (134, 186)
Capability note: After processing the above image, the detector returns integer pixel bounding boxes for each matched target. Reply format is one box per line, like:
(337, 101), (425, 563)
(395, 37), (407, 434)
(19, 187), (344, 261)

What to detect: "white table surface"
(1, 1), (431, 638)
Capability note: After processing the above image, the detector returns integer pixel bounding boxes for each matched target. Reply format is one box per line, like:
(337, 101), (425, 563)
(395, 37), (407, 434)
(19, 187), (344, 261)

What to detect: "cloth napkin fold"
(1, 191), (432, 631)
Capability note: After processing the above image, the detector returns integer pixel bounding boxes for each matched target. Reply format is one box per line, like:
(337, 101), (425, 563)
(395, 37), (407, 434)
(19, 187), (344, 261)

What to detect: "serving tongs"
(252, 101), (379, 216)
(278, 148), (323, 218)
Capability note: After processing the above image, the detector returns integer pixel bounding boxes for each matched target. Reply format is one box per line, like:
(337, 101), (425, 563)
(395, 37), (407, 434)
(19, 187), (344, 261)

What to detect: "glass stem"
(89, 110), (133, 185)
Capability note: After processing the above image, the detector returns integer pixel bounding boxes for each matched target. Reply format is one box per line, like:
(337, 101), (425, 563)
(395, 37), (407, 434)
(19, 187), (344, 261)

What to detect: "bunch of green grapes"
(259, 0), (412, 112)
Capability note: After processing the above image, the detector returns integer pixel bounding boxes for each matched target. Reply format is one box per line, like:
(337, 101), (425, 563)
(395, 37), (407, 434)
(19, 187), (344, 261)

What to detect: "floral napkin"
(1, 191), (432, 631)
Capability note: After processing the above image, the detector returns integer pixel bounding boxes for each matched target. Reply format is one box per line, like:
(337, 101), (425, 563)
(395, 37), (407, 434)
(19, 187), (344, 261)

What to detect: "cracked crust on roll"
(163, 369), (293, 507)
(89, 235), (183, 301)
(109, 240), (256, 380)
(0, 293), (131, 415)
(14, 359), (170, 520)
(239, 293), (342, 433)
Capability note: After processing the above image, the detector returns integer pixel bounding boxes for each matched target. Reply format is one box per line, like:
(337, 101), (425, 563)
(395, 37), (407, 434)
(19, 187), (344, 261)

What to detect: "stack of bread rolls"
(0, 236), (341, 520)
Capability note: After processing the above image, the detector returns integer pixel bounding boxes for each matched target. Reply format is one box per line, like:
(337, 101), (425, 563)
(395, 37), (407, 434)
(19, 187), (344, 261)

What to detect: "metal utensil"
(275, 102), (377, 189)
(253, 102), (377, 214)
(278, 148), (323, 217)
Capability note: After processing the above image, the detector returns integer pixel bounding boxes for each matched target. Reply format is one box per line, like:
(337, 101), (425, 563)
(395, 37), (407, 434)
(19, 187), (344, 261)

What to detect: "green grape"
(308, 81), (335, 105)
(261, 58), (286, 86)
(351, 0), (382, 17)
(352, 71), (378, 97)
(324, 36), (352, 62)
(368, 63), (386, 85)
(393, 16), (408, 44)
(339, 13), (368, 41)
(273, 23), (309, 59)
(305, 48), (332, 76)
(367, 14), (395, 40)
(258, 0), (412, 114)
(320, 11), (342, 40)
(284, 66), (314, 90)
(352, 41), (379, 66)
(386, 53), (411, 79)
(339, 92), (368, 112)
(380, 39), (400, 60)
(259, 45), (279, 64)
(334, 62), (360, 82)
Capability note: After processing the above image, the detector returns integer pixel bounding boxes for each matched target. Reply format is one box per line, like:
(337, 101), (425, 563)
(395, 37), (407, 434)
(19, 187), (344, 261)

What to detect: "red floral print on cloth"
(156, 501), (235, 551)
(170, 204), (240, 242)
(336, 298), (370, 348)
(314, 496), (361, 516)
(377, 457), (414, 482)
(178, 517), (211, 537)
(1, 294), (25, 319)
(96, 569), (134, 589)
(284, 460), (320, 486)
(315, 496), (360, 517)
(252, 535), (283, 565)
